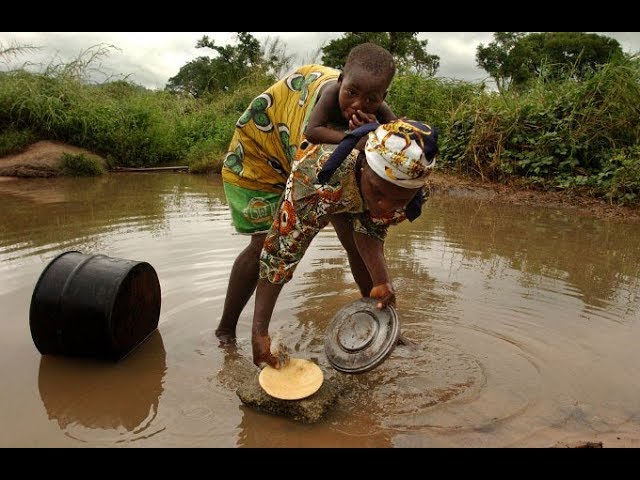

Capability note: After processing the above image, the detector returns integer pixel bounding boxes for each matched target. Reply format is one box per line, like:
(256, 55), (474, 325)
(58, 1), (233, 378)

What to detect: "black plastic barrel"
(30, 251), (161, 361)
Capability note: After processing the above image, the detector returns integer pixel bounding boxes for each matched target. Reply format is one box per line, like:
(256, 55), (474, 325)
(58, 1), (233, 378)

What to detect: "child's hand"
(369, 282), (396, 310)
(349, 110), (378, 130)
(252, 333), (281, 369)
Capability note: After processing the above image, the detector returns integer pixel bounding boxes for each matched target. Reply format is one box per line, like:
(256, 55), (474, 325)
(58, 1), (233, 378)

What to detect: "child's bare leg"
(215, 233), (266, 344)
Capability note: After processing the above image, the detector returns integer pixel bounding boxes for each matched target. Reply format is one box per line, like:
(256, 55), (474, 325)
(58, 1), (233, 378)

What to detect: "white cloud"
(1, 32), (638, 90)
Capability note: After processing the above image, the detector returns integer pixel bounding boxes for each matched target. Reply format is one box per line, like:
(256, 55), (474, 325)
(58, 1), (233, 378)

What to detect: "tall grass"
(388, 74), (487, 128)
(0, 45), (272, 169)
(406, 55), (640, 204)
(1, 44), (639, 205)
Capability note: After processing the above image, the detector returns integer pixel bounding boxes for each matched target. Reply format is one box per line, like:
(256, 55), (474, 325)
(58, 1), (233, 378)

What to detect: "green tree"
(165, 56), (217, 98)
(166, 32), (266, 98)
(321, 32), (440, 76)
(477, 32), (624, 93)
(474, 32), (525, 93)
(259, 36), (295, 79)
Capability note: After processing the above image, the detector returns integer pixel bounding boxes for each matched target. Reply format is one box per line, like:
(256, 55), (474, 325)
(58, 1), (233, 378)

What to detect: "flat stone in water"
(237, 370), (346, 424)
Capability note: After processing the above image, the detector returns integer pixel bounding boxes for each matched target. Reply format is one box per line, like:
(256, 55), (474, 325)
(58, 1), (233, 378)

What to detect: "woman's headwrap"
(317, 119), (438, 221)
(365, 119), (438, 188)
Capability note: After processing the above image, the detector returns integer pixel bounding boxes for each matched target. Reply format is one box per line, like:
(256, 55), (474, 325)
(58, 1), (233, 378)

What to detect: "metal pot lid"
(324, 298), (400, 374)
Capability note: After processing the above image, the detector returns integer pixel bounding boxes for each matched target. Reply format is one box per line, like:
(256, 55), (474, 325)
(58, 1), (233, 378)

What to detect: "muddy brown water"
(1, 173), (638, 447)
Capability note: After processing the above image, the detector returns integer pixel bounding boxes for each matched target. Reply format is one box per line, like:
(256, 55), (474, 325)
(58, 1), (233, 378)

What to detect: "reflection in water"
(434, 200), (640, 309)
(0, 173), (227, 262)
(38, 330), (166, 439)
(386, 195), (640, 314)
(237, 403), (394, 448)
(255, 194), (640, 446)
(217, 341), (394, 448)
(1, 173), (640, 447)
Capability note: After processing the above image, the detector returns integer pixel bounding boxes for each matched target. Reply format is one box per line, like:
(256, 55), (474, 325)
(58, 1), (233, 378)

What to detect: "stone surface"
(550, 440), (604, 448)
(237, 369), (346, 424)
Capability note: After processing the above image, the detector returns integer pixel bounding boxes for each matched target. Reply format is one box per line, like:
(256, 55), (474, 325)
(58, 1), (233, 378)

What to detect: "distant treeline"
(0, 33), (639, 205)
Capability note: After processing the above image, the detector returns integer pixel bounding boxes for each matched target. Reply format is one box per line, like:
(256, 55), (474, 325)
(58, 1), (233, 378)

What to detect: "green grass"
(0, 127), (37, 156)
(1, 47), (639, 205)
(60, 152), (104, 176)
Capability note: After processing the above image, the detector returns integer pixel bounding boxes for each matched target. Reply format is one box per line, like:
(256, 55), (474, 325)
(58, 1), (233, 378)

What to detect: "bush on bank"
(0, 55), (638, 205)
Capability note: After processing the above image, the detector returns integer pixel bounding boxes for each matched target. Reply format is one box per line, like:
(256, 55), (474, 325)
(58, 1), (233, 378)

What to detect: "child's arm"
(351, 102), (398, 150)
(304, 83), (347, 145)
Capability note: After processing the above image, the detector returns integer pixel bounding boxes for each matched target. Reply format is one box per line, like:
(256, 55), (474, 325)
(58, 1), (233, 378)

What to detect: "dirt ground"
(0, 141), (108, 178)
(426, 170), (640, 224)
(2, 141), (640, 225)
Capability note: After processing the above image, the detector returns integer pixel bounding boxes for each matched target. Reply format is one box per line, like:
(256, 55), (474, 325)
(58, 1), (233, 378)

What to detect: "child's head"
(360, 119), (438, 218)
(338, 43), (396, 122)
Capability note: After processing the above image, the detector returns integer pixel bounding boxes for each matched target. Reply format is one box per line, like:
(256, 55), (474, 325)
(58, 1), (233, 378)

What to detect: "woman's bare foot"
(215, 328), (236, 346)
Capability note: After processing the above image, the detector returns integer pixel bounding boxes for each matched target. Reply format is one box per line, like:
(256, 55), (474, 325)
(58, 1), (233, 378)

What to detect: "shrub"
(59, 152), (104, 176)
(0, 128), (37, 156)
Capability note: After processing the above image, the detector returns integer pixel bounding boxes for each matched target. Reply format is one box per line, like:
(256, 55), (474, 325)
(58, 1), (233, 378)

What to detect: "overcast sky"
(1, 32), (639, 90)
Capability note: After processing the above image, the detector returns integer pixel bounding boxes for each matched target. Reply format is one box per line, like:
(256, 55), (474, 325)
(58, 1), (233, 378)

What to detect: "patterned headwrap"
(364, 119), (438, 188)
(316, 118), (438, 221)
(318, 119), (438, 186)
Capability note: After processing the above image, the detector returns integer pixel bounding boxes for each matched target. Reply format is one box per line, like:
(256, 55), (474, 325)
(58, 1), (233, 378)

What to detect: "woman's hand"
(369, 282), (396, 310)
(252, 333), (281, 369)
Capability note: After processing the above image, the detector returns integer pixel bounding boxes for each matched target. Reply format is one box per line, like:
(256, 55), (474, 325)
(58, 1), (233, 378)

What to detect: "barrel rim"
(30, 251), (82, 305)
(29, 250), (83, 337)
(107, 260), (161, 357)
